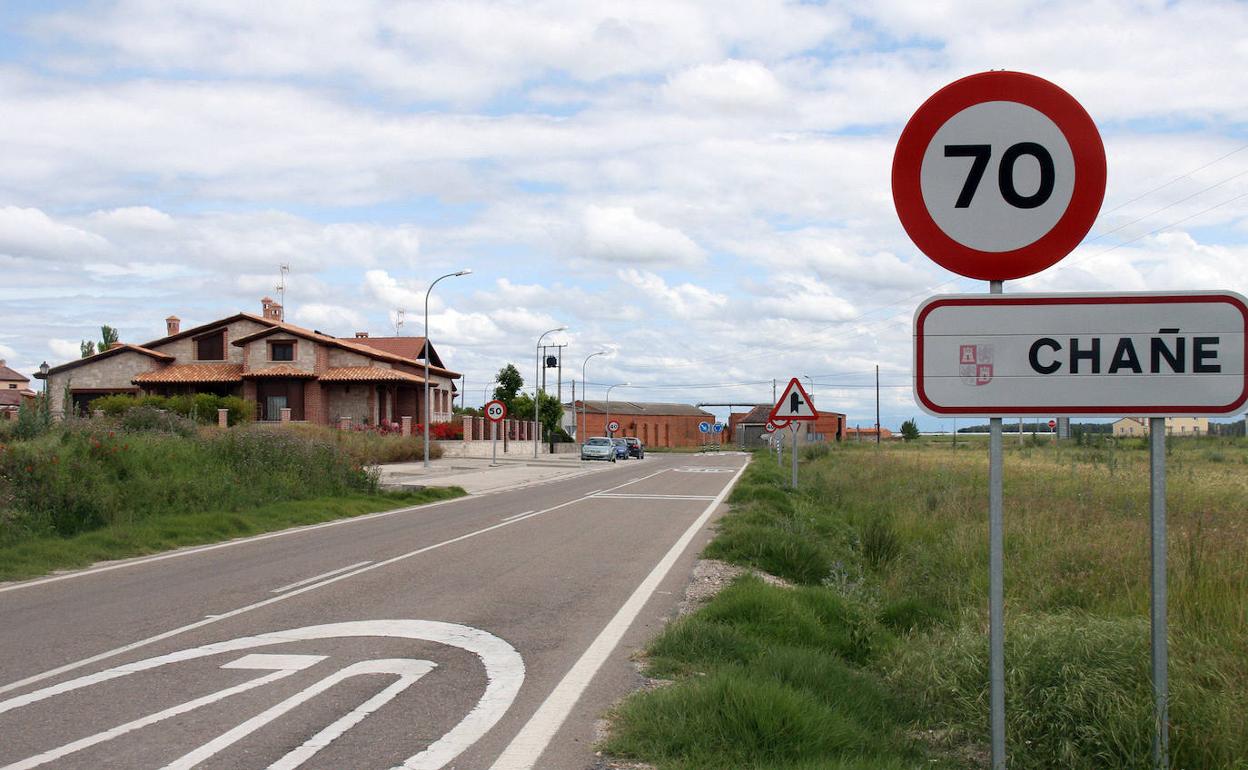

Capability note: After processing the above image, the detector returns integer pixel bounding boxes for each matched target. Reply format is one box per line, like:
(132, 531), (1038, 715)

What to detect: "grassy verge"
(0, 487), (463, 582)
(603, 437), (1247, 769)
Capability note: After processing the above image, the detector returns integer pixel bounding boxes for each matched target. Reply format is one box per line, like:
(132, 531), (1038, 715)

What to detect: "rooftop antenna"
(276, 264), (290, 321)
(394, 309), (406, 336)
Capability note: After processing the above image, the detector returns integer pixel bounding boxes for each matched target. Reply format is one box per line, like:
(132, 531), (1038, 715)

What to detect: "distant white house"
(1111, 417), (1209, 437)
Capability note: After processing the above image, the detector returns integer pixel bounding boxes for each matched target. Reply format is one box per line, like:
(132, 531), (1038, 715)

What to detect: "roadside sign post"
(607, 419), (620, 437)
(769, 378), (819, 488)
(1149, 418), (1169, 766)
(485, 400), (507, 466)
(897, 71), (1116, 770)
(790, 424), (798, 488)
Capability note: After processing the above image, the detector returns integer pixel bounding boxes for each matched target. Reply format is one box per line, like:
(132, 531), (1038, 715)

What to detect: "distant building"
(36, 298), (460, 426)
(732, 404), (846, 447)
(568, 400), (715, 448)
(1111, 417), (1209, 437)
(844, 426), (894, 441)
(0, 360), (36, 420)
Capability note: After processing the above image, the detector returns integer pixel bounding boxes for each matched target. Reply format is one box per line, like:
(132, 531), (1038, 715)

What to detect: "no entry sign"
(914, 292), (1248, 416)
(893, 71), (1106, 280)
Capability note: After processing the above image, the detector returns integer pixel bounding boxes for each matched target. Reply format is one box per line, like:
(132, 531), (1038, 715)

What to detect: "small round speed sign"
(607, 420), (621, 433)
(1048, 419), (1057, 429)
(484, 400), (507, 423)
(892, 71), (1106, 281)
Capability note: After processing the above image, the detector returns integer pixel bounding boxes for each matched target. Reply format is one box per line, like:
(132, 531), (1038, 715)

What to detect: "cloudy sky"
(2, 0), (1247, 429)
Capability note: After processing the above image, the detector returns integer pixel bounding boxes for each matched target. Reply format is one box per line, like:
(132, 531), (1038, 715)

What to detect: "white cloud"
(582, 205), (705, 266)
(0, 206), (109, 260)
(662, 60), (788, 114)
(290, 303), (367, 332)
(48, 339), (82, 360)
(617, 268), (727, 320)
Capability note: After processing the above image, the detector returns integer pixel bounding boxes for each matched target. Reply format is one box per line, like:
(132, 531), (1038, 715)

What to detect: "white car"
(581, 436), (616, 462)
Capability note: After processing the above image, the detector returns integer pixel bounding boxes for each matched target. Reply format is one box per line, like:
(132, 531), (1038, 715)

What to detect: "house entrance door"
(265, 395), (287, 421)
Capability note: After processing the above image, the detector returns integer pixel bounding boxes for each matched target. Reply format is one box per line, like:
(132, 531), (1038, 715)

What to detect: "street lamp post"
(580, 351), (606, 442)
(424, 269), (472, 469)
(534, 326), (567, 457)
(604, 382), (629, 437)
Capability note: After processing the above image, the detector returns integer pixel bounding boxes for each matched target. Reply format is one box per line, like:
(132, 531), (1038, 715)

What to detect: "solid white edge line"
(488, 458), (750, 770)
(500, 511), (536, 523)
(270, 561), (372, 594)
(0, 466), (672, 698)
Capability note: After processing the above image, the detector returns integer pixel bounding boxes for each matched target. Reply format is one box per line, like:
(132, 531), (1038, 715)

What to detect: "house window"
(270, 341), (295, 361)
(7, 384), (15, 389)
(195, 330), (225, 361)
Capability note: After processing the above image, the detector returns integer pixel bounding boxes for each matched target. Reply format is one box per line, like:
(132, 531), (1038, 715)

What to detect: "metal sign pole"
(492, 419), (498, 466)
(988, 279), (1006, 770)
(1149, 417), (1170, 769)
(790, 423), (798, 488)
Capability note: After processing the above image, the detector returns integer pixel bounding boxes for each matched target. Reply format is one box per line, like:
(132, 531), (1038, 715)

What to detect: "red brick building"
(733, 403), (847, 448)
(569, 400), (716, 449)
(39, 298), (460, 426)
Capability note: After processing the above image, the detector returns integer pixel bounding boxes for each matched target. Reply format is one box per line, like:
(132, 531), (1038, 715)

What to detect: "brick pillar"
(217, 408), (229, 428)
(401, 415), (412, 436)
(280, 407), (292, 422)
(339, 416), (350, 431)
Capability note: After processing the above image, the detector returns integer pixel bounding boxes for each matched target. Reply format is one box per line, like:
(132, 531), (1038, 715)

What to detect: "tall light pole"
(424, 269), (472, 468)
(580, 350), (606, 442)
(604, 382), (629, 437)
(534, 326), (567, 457)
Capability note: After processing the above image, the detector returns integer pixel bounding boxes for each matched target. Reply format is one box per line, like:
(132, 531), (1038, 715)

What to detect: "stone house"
(38, 298), (461, 426)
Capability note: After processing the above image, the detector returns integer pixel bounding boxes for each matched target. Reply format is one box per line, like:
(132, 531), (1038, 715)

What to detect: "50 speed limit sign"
(892, 71), (1106, 281)
(484, 399), (507, 423)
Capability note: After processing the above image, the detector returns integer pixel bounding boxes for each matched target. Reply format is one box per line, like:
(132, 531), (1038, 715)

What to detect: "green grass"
(0, 487), (464, 582)
(603, 437), (1248, 770)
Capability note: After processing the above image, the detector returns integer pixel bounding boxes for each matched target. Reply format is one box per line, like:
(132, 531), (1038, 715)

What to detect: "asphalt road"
(0, 451), (750, 770)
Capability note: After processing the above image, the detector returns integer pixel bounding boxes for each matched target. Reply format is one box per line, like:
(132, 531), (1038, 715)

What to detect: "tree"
(901, 418), (920, 441)
(492, 363), (524, 413)
(99, 325), (119, 351)
(511, 391), (563, 440)
(80, 340), (96, 358)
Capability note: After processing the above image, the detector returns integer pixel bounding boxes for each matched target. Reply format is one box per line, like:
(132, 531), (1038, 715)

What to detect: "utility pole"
(875, 364), (880, 445)
(772, 378), (777, 403)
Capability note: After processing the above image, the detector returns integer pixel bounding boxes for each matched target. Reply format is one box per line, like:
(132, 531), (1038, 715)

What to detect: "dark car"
(624, 437), (645, 459)
(610, 437), (629, 460)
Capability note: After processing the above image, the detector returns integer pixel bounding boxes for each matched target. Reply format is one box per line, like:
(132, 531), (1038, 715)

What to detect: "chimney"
(261, 297), (283, 321)
(355, 331), (369, 339)
(166, 316), (181, 336)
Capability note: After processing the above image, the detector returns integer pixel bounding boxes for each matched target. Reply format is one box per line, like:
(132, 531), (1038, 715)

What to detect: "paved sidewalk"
(377, 455), (616, 495)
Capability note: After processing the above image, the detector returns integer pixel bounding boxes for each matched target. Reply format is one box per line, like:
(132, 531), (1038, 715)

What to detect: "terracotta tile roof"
(0, 390), (34, 407)
(45, 344), (175, 376)
(132, 363), (244, 384)
(243, 364), (317, 378)
(0, 362), (29, 382)
(319, 366), (426, 384)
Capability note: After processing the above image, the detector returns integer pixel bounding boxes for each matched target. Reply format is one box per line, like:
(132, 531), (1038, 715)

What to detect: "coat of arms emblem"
(960, 344), (993, 386)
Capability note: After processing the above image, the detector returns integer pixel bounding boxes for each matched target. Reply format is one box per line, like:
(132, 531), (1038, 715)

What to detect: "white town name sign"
(914, 292), (1248, 416)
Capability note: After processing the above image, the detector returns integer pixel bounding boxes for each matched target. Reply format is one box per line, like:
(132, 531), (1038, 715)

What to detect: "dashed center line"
(591, 493), (717, 501)
(270, 562), (373, 594)
(501, 510), (536, 523)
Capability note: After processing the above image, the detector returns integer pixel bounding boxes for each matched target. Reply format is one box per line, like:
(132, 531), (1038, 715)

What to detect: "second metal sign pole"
(1149, 417), (1170, 769)
(492, 419), (498, 466)
(790, 423), (798, 488)
(988, 279), (1006, 770)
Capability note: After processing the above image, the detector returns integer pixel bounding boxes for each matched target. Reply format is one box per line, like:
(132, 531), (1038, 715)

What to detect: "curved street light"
(604, 382), (630, 437)
(534, 326), (567, 457)
(580, 350), (607, 442)
(424, 269), (472, 468)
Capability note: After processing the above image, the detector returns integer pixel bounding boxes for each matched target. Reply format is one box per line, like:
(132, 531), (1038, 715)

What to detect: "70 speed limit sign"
(892, 71), (1106, 281)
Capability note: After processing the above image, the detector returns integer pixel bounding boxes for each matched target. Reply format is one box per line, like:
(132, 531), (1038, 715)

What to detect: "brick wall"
(580, 411), (712, 448)
(303, 381), (329, 425)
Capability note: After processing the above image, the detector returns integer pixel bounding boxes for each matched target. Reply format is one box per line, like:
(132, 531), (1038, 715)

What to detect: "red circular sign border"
(484, 399), (508, 423)
(892, 71), (1106, 281)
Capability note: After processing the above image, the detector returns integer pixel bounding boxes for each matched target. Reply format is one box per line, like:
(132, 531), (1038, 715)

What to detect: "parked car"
(611, 437), (630, 460)
(624, 437), (645, 459)
(581, 436), (616, 462)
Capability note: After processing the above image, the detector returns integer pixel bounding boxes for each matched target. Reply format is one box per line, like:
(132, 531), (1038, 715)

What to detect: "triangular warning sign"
(769, 377), (819, 422)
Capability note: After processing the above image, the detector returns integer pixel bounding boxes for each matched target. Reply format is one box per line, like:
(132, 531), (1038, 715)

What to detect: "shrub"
(119, 406), (198, 436)
(429, 420), (464, 440)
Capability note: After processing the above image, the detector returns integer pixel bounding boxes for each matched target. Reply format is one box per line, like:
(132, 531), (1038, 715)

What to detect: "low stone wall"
(434, 439), (557, 458)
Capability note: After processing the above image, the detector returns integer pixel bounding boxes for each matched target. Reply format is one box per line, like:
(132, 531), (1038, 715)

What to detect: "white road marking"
(591, 494), (717, 501)
(0, 621), (523, 770)
(489, 460), (750, 770)
(0, 467), (669, 699)
(673, 467), (735, 473)
(500, 510), (536, 523)
(0, 654), (326, 770)
(164, 658), (436, 770)
(270, 561), (372, 593)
